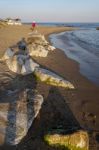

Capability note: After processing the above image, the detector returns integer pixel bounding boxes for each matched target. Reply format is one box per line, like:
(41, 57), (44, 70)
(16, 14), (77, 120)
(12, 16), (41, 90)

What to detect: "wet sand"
(0, 25), (99, 150)
(49, 31), (99, 85)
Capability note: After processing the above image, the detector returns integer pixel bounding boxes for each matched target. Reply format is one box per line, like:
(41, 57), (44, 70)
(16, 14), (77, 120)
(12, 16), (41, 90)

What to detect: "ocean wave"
(63, 30), (99, 57)
(50, 29), (99, 85)
(72, 30), (99, 48)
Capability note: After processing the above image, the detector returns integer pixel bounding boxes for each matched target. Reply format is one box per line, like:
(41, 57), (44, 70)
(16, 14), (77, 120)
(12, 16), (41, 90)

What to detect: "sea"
(25, 22), (99, 85)
(46, 22), (99, 86)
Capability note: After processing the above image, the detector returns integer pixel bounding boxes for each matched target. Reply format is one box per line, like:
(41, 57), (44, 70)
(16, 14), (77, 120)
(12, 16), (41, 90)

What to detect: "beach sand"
(0, 25), (99, 150)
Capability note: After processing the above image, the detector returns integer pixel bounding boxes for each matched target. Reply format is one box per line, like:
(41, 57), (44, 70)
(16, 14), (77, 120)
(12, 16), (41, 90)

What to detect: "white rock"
(21, 58), (39, 75)
(47, 45), (55, 51)
(6, 55), (22, 74)
(6, 54), (39, 75)
(34, 68), (74, 89)
(0, 89), (43, 145)
(27, 34), (55, 57)
(28, 45), (48, 57)
(2, 48), (15, 60)
(27, 34), (48, 45)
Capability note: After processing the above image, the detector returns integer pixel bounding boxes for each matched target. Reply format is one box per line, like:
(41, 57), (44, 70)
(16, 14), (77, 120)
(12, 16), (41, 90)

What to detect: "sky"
(0, 0), (99, 22)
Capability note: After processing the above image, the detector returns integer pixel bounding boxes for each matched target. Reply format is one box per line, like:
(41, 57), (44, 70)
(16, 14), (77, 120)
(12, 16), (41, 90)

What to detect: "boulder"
(34, 68), (74, 89)
(21, 58), (39, 75)
(1, 48), (15, 60)
(28, 44), (48, 57)
(6, 54), (39, 75)
(27, 33), (55, 57)
(27, 34), (48, 45)
(44, 130), (89, 150)
(6, 55), (22, 74)
(46, 45), (55, 51)
(1, 34), (56, 74)
(0, 89), (43, 145)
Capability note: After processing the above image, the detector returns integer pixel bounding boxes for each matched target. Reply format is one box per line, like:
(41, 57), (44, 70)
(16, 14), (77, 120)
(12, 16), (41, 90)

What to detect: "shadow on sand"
(0, 39), (81, 150)
(0, 73), (37, 150)
(16, 86), (81, 150)
(0, 52), (37, 150)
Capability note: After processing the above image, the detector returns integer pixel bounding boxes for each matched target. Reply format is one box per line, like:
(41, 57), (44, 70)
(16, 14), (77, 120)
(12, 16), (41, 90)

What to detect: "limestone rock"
(6, 55), (22, 74)
(0, 89), (43, 145)
(21, 57), (39, 75)
(34, 68), (74, 89)
(1, 48), (15, 60)
(46, 45), (55, 51)
(28, 44), (48, 57)
(44, 130), (89, 150)
(27, 33), (55, 57)
(1, 34), (56, 75)
(6, 54), (39, 75)
(27, 34), (48, 45)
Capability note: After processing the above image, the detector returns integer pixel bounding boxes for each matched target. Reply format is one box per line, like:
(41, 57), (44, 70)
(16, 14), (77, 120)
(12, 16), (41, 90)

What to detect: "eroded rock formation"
(44, 130), (89, 150)
(1, 33), (74, 89)
(0, 89), (43, 145)
(34, 68), (74, 89)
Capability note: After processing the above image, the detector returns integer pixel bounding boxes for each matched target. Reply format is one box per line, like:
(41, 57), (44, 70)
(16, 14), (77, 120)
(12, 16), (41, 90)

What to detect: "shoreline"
(47, 30), (99, 89)
(49, 30), (99, 86)
(0, 25), (99, 149)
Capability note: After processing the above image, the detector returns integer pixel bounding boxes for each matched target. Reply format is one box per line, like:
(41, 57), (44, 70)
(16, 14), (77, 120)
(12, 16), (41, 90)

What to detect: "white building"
(6, 18), (22, 25)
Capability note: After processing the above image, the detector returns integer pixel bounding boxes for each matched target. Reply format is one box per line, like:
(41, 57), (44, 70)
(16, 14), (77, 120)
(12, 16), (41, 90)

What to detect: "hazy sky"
(0, 0), (99, 22)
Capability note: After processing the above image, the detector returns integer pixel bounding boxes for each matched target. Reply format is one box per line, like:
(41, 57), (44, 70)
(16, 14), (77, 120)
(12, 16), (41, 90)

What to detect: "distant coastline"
(23, 22), (99, 28)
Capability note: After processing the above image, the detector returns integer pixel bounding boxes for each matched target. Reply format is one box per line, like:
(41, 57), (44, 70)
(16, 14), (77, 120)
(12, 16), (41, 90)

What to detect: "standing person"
(31, 21), (36, 31)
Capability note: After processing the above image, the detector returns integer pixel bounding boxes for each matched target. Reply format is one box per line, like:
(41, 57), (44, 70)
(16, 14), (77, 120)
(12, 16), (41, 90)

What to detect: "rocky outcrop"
(4, 50), (74, 88)
(28, 44), (49, 57)
(44, 130), (89, 150)
(0, 34), (74, 88)
(0, 89), (43, 145)
(34, 68), (74, 89)
(6, 53), (39, 75)
(27, 34), (48, 45)
(27, 33), (55, 57)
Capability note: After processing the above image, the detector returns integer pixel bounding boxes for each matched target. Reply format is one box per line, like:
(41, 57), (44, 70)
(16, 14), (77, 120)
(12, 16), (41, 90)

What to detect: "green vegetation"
(44, 134), (87, 150)
(44, 127), (88, 150)
(34, 74), (42, 82)
(35, 74), (59, 86)
(44, 77), (54, 84)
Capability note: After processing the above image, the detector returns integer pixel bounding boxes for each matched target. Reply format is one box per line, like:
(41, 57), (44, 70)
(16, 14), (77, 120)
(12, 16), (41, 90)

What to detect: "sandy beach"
(0, 25), (99, 150)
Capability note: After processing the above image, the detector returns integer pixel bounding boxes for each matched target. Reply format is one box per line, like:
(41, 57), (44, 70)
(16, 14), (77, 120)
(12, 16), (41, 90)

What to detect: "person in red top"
(31, 21), (36, 31)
